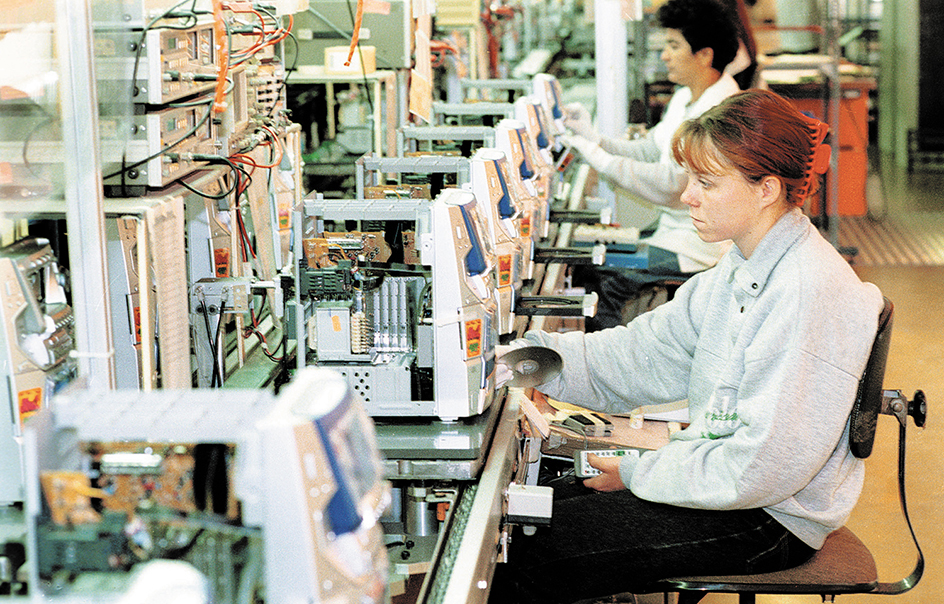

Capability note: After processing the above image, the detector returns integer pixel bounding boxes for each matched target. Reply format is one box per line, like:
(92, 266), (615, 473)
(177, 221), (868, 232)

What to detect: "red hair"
(671, 89), (830, 205)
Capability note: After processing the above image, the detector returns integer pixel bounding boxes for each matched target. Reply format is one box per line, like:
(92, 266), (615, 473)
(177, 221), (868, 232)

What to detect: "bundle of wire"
(103, 0), (294, 182)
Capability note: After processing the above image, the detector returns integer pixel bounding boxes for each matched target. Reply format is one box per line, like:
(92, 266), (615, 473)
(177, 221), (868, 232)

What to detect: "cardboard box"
(324, 45), (377, 75)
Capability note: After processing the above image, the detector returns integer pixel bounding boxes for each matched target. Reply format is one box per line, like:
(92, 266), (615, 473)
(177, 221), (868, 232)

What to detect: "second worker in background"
(564, 0), (742, 330)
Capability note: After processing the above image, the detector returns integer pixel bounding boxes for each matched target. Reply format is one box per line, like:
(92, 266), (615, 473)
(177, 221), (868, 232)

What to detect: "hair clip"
(796, 113), (831, 203)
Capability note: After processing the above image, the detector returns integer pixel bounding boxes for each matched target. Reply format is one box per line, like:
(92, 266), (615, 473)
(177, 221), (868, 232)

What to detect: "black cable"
(200, 299), (222, 387)
(103, 103), (212, 181)
(203, 156), (256, 262)
(269, 30), (299, 118)
(246, 293), (286, 363)
(174, 156), (243, 200)
(211, 303), (227, 387)
(176, 171), (238, 200)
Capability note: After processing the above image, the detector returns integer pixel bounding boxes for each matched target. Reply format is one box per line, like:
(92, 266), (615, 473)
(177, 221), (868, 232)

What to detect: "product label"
(19, 387), (43, 420)
(498, 255), (512, 286)
(465, 319), (482, 358)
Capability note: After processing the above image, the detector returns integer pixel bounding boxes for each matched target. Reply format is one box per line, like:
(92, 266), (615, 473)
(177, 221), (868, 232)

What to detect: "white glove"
(561, 134), (615, 177)
(563, 102), (601, 143)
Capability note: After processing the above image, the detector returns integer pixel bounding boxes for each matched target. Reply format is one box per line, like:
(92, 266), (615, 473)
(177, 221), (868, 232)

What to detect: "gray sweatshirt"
(524, 209), (883, 548)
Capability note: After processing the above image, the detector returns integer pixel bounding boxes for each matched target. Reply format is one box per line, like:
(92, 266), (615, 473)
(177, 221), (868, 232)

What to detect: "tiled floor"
(702, 158), (944, 603)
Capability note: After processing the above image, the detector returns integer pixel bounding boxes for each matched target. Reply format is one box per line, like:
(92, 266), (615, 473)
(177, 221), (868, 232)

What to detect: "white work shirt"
(643, 72), (741, 271)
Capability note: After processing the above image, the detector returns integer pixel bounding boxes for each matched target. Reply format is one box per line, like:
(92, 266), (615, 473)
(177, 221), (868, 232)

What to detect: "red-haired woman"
(490, 89), (885, 604)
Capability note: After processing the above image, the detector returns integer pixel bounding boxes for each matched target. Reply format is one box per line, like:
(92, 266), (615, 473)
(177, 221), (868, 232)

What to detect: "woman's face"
(681, 163), (771, 257)
(661, 28), (703, 88)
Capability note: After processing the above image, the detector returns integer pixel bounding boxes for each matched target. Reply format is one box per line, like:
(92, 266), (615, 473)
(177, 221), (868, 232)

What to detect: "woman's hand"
(582, 454), (628, 492)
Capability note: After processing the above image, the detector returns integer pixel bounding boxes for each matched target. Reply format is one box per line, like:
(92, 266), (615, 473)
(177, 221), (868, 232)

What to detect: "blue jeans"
(489, 475), (815, 604)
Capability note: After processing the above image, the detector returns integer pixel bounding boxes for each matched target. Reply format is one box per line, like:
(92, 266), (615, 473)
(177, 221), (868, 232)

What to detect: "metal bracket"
(881, 389), (928, 428)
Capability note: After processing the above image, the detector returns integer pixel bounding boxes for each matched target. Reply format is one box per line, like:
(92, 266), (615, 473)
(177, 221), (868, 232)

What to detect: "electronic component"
(470, 148), (526, 335)
(299, 190), (499, 419)
(303, 231), (392, 268)
(495, 118), (543, 277)
(515, 96), (558, 237)
(102, 103), (217, 192)
(533, 73), (566, 137)
(506, 484), (553, 526)
(95, 23), (219, 106)
(573, 448), (642, 478)
(364, 183), (432, 199)
(95, 6), (291, 195)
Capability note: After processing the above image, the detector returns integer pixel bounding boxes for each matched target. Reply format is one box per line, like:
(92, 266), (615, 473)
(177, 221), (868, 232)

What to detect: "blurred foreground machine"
(22, 368), (389, 603)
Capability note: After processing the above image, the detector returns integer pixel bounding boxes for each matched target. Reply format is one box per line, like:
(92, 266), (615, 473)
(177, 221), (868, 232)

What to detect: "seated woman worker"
(489, 89), (885, 604)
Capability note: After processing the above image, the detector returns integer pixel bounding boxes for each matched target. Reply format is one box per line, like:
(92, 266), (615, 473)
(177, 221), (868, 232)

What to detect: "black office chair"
(655, 297), (928, 604)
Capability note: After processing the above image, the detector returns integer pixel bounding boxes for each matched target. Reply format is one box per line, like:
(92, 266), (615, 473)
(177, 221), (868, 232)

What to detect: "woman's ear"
(758, 175), (784, 209)
(695, 46), (714, 69)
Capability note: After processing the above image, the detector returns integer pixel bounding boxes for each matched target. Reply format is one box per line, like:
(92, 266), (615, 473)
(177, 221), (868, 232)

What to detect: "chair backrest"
(848, 297), (894, 459)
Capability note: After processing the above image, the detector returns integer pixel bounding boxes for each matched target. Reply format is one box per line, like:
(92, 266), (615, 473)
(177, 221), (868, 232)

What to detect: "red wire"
(226, 9), (292, 67)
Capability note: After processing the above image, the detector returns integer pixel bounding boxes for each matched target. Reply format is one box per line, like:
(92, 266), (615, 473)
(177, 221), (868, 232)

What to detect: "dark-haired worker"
(564, 0), (742, 330)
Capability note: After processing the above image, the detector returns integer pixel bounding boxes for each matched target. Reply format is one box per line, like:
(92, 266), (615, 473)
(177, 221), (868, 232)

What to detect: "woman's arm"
(626, 347), (863, 508)
(521, 271), (713, 413)
(565, 133), (688, 208)
(623, 285), (883, 508)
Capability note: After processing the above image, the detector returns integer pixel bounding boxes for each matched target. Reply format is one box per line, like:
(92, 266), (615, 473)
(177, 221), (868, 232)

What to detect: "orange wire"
(344, 0), (365, 66)
(227, 9), (292, 67)
(211, 0), (229, 114)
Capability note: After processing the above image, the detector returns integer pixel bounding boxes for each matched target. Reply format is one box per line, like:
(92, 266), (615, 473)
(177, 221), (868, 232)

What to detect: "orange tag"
(132, 306), (142, 344)
(278, 203), (291, 229)
(19, 387), (43, 420)
(464, 319), (482, 358)
(214, 247), (230, 277)
(498, 255), (512, 286)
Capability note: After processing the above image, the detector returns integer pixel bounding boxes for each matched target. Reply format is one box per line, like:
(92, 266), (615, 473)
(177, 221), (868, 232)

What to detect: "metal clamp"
(881, 389), (928, 428)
